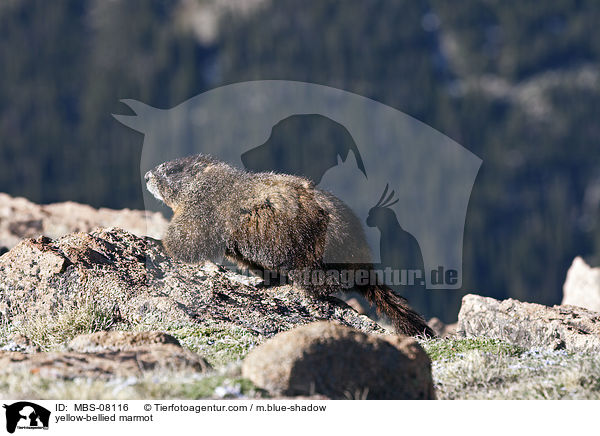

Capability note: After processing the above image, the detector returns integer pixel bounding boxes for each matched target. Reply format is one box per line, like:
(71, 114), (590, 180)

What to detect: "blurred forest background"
(1, 0), (599, 321)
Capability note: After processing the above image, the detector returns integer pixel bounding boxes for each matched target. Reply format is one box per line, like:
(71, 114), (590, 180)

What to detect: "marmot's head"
(145, 154), (220, 209)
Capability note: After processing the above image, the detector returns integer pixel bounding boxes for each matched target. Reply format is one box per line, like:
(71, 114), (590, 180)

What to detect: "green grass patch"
(421, 337), (525, 362)
(177, 374), (263, 399)
(422, 337), (600, 399)
(165, 324), (262, 368)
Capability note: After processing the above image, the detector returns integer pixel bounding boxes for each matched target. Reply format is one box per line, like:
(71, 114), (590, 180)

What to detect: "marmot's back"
(225, 173), (331, 270)
(230, 173), (372, 267)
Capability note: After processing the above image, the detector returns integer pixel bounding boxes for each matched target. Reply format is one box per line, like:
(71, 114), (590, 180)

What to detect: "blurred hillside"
(0, 0), (599, 321)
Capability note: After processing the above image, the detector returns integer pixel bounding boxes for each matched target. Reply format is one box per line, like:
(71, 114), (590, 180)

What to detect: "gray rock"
(0, 340), (211, 380)
(427, 317), (457, 338)
(0, 228), (387, 341)
(242, 321), (435, 400)
(68, 331), (181, 353)
(1, 333), (41, 353)
(458, 294), (600, 352)
(562, 256), (600, 312)
(0, 192), (168, 249)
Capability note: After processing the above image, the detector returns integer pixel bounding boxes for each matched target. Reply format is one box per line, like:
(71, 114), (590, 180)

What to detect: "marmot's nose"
(144, 171), (151, 182)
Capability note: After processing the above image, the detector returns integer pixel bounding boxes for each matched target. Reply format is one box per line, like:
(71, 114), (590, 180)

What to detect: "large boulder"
(562, 257), (600, 312)
(0, 192), (167, 249)
(458, 294), (600, 352)
(242, 321), (434, 400)
(0, 228), (386, 341)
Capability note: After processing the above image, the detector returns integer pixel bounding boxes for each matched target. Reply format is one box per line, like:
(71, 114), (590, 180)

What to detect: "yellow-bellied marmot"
(145, 154), (433, 337)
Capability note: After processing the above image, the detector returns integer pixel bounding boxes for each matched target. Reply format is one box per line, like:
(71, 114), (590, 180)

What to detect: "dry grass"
(3, 304), (600, 400)
(421, 337), (600, 399)
(0, 367), (262, 400)
(12, 302), (116, 351)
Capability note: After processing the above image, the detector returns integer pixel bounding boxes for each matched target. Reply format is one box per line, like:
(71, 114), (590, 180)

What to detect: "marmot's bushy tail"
(360, 284), (435, 337)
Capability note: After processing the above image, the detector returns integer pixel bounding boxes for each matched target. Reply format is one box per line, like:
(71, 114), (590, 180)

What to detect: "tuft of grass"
(421, 337), (525, 362)
(14, 303), (116, 351)
(0, 322), (16, 348)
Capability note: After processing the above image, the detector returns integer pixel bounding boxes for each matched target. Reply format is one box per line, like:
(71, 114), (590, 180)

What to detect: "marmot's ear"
(302, 179), (314, 189)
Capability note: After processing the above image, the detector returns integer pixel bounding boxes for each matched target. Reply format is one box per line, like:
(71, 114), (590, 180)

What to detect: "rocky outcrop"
(68, 331), (181, 352)
(562, 257), (600, 312)
(0, 228), (387, 341)
(0, 331), (210, 379)
(0, 192), (168, 249)
(458, 294), (600, 352)
(242, 321), (434, 400)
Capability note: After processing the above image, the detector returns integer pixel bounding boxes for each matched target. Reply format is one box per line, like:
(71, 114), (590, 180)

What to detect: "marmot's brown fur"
(145, 154), (434, 337)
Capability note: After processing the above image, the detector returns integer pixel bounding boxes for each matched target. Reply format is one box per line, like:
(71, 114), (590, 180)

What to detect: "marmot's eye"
(165, 164), (183, 175)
